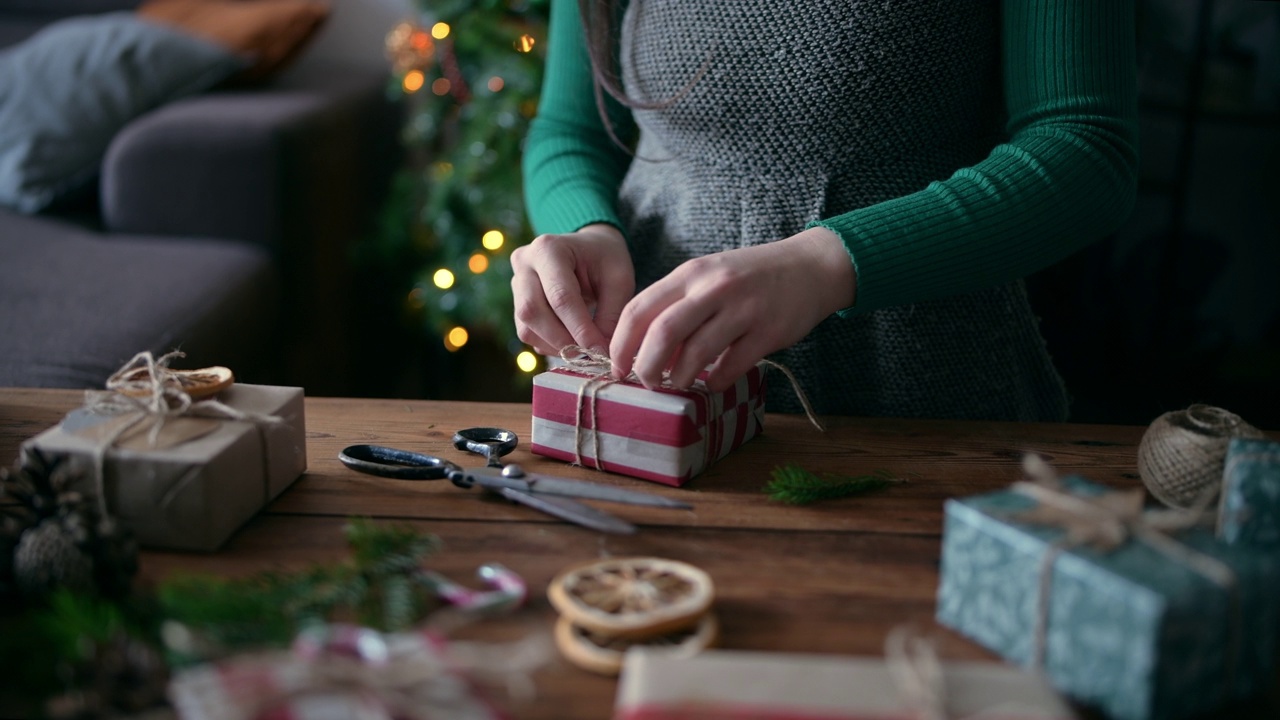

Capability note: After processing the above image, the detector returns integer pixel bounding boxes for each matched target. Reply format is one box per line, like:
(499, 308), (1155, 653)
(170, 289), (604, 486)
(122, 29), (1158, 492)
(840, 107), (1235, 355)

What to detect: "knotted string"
(885, 624), (1074, 720)
(81, 350), (281, 519)
(556, 346), (824, 473)
(1014, 455), (1239, 690)
(885, 625), (947, 720)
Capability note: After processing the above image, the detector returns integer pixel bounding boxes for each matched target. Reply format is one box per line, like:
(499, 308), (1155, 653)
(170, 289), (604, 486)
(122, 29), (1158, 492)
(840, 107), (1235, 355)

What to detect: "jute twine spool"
(1137, 404), (1264, 509)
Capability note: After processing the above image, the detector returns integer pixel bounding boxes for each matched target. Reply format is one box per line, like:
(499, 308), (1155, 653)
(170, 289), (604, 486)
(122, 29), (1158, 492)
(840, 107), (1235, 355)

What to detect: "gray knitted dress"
(613, 0), (1069, 421)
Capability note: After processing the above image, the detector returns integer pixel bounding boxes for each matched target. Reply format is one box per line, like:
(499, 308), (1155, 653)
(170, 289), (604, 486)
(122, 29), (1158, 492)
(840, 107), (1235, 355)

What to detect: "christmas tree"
(364, 0), (549, 397)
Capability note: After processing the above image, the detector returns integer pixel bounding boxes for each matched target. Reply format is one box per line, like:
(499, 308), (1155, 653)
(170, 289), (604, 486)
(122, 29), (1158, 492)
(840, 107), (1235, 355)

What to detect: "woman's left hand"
(608, 227), (857, 392)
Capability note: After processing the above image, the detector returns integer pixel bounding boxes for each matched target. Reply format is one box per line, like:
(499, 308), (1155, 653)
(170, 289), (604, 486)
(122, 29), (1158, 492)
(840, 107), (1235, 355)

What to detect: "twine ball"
(1137, 404), (1264, 509)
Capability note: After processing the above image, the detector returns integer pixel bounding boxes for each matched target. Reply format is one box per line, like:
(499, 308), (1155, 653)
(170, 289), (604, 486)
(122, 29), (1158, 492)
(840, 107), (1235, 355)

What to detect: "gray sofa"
(0, 0), (401, 392)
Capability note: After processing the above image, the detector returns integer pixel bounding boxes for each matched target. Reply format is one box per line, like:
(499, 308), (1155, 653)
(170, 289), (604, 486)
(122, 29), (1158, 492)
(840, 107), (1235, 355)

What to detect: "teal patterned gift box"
(1219, 437), (1280, 550)
(936, 477), (1280, 720)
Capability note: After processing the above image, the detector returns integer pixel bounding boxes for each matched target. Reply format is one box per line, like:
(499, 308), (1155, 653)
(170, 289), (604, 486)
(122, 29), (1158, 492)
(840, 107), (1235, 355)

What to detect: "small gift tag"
(63, 408), (221, 452)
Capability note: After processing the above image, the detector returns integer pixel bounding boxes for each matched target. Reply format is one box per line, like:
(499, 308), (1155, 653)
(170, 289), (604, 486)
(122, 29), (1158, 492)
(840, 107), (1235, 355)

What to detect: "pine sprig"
(765, 463), (904, 505)
(158, 519), (443, 660)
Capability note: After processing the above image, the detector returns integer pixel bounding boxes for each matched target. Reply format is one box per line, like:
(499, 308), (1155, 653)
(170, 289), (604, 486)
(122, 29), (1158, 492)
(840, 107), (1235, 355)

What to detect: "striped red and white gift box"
(529, 365), (766, 486)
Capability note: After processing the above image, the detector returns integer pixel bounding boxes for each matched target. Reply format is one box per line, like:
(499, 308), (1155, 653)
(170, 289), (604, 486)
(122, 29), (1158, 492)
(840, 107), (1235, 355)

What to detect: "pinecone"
(13, 519), (95, 596)
(1, 449), (137, 601)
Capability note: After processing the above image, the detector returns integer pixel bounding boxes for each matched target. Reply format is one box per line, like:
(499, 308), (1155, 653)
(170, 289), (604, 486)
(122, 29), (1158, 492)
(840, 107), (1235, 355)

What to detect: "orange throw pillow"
(138, 0), (330, 84)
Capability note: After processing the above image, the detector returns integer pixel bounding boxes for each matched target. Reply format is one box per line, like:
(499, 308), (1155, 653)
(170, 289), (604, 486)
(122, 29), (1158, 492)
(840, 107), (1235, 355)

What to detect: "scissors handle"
(339, 445), (460, 480)
(452, 427), (518, 467)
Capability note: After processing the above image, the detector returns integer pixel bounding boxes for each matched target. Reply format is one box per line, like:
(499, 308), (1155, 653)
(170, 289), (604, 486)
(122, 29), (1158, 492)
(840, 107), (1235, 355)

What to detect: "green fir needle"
(765, 463), (904, 505)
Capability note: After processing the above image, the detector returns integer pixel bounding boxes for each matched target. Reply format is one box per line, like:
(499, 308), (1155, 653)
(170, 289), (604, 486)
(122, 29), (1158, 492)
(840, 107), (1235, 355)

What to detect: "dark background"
(1026, 0), (1280, 428)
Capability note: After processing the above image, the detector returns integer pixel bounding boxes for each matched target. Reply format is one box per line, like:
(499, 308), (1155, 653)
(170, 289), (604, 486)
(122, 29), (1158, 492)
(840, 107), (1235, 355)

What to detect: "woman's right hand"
(510, 223), (636, 355)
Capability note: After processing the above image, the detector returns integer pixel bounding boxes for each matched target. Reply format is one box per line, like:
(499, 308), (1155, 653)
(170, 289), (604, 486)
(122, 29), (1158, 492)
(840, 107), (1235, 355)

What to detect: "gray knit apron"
(614, 0), (1070, 421)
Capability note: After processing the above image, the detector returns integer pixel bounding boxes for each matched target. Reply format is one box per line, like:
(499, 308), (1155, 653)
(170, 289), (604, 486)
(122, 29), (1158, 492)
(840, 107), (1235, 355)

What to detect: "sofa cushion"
(0, 1), (141, 15)
(0, 12), (245, 213)
(0, 210), (278, 389)
(137, 0), (329, 84)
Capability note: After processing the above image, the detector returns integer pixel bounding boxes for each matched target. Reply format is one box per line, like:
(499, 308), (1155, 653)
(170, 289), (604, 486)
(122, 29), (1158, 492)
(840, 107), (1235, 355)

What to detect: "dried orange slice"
(118, 365), (234, 399)
(554, 612), (719, 676)
(547, 557), (714, 639)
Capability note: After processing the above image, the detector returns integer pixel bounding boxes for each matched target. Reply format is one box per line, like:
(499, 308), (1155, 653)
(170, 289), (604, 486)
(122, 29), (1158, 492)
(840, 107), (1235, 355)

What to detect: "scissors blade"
(497, 488), (636, 534)
(455, 467), (692, 509)
(525, 474), (693, 508)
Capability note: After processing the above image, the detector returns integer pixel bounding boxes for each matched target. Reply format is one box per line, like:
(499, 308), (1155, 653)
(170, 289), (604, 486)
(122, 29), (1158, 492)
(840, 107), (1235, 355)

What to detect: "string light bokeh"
(375, 1), (550, 383)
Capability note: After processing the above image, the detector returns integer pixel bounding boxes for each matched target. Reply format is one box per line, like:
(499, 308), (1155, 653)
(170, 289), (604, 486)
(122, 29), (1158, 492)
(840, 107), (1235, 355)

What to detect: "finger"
(630, 297), (719, 389)
(609, 282), (684, 380)
(589, 264), (635, 340)
(705, 340), (769, 392)
(538, 267), (610, 352)
(516, 326), (559, 357)
(667, 310), (750, 390)
(513, 301), (563, 356)
(512, 269), (576, 353)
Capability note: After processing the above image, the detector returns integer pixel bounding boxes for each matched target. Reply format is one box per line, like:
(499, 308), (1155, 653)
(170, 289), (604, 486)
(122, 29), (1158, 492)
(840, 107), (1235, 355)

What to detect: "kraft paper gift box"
(1219, 437), (1280, 550)
(613, 647), (1077, 720)
(24, 383), (307, 552)
(530, 365), (765, 486)
(935, 477), (1280, 720)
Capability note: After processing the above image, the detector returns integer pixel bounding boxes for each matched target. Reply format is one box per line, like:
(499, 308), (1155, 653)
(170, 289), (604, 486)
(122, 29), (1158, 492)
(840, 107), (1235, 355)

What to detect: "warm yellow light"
(431, 22), (450, 39)
(402, 70), (425, 93)
(468, 253), (489, 274)
(432, 268), (455, 289)
(431, 78), (451, 96)
(515, 34), (536, 52)
(516, 351), (538, 373)
(481, 230), (505, 250)
(487, 76), (504, 92)
(445, 326), (469, 351)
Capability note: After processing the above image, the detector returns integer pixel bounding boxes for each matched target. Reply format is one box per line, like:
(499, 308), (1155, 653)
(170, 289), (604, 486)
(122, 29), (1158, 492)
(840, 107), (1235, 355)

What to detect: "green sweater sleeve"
(522, 0), (635, 235)
(812, 0), (1139, 315)
(524, 0), (1139, 313)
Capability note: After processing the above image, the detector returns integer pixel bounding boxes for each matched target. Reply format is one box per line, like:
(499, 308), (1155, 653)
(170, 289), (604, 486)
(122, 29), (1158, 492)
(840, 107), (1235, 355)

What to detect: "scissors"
(338, 427), (691, 534)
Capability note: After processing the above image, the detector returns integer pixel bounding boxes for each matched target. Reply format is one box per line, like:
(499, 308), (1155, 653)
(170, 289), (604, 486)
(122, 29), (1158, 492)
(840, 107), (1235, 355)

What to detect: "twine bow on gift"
(80, 350), (281, 519)
(885, 624), (1072, 720)
(555, 345), (824, 473)
(1011, 455), (1240, 687)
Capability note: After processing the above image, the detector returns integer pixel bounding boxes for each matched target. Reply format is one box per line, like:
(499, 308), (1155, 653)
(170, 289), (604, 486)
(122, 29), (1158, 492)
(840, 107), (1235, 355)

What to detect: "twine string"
(1182, 404), (1244, 435)
(556, 345), (823, 473)
(755, 358), (824, 432)
(1139, 404), (1263, 510)
(81, 351), (281, 519)
(885, 625), (948, 720)
(1015, 455), (1240, 693)
(884, 624), (1074, 720)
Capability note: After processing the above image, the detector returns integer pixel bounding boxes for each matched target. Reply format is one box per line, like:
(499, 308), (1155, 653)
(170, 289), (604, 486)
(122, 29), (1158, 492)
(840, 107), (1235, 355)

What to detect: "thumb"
(590, 272), (634, 341)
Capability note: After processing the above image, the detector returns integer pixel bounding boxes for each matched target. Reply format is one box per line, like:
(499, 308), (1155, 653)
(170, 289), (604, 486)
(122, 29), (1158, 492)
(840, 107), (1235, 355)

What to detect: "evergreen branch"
(157, 519), (442, 658)
(765, 463), (904, 505)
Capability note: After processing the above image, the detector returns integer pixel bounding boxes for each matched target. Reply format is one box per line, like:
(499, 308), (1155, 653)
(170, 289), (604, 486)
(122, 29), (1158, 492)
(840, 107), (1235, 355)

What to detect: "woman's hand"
(510, 223), (636, 355)
(608, 227), (856, 392)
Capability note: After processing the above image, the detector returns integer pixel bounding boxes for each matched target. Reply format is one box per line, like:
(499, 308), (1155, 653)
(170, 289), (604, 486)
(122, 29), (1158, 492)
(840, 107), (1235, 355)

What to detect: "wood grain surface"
(2, 387), (1276, 720)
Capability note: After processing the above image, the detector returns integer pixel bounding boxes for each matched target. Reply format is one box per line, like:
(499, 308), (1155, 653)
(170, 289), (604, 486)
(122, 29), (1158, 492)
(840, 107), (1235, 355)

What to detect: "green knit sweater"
(522, 0), (1138, 315)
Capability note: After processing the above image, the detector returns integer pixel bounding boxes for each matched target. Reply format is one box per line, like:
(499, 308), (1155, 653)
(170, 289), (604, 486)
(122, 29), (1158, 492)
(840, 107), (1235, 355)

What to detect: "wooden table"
(0, 389), (1274, 719)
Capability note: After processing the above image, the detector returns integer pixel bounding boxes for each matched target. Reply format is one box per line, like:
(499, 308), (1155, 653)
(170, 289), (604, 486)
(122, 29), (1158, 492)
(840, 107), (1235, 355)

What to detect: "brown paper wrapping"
(24, 384), (307, 552)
